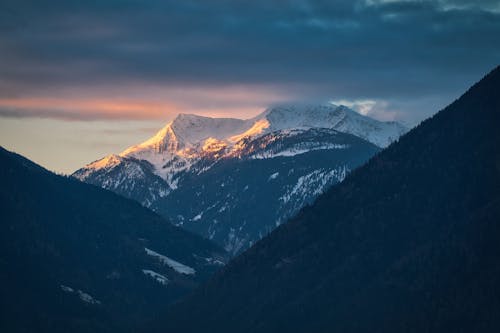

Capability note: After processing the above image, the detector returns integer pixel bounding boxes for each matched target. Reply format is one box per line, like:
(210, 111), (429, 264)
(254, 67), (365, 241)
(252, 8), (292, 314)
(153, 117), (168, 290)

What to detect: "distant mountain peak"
(120, 122), (179, 156)
(260, 103), (406, 147)
(141, 103), (406, 155)
(76, 103), (407, 184)
(169, 113), (250, 145)
(74, 102), (407, 253)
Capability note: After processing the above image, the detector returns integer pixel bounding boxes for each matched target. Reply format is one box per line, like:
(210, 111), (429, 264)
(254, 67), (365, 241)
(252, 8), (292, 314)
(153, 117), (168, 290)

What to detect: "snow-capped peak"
(261, 103), (345, 131)
(258, 103), (406, 147)
(77, 103), (407, 181)
(169, 113), (253, 145)
(121, 103), (405, 162)
(119, 113), (255, 159)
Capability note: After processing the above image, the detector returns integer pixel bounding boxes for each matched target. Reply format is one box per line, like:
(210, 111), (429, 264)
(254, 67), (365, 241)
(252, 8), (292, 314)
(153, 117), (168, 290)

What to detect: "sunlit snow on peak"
(75, 103), (408, 189)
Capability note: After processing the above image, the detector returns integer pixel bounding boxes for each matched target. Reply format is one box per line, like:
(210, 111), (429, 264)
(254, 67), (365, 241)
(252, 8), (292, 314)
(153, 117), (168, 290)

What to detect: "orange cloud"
(0, 97), (181, 120)
(0, 84), (290, 121)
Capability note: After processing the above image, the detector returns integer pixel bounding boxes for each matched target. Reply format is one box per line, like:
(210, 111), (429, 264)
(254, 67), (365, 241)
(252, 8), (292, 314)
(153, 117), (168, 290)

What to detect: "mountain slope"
(74, 104), (404, 254)
(158, 128), (380, 253)
(0, 147), (226, 333)
(155, 67), (500, 333)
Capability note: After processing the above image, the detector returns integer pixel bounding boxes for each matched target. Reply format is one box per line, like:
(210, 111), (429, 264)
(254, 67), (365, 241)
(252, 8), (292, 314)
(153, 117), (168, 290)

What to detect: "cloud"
(330, 99), (399, 121)
(364, 0), (500, 13)
(0, 84), (290, 121)
(0, 98), (179, 121)
(0, 0), (499, 124)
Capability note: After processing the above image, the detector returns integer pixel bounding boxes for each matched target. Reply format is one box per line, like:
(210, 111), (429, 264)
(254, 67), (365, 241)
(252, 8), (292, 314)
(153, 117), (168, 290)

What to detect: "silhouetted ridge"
(0, 146), (226, 333)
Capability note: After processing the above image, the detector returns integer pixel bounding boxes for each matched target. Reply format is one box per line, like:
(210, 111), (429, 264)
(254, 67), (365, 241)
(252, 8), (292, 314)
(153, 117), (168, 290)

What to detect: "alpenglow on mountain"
(74, 103), (407, 254)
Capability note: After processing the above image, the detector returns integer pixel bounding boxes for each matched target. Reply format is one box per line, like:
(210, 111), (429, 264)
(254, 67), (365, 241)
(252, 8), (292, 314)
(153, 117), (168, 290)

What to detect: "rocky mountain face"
(74, 103), (407, 254)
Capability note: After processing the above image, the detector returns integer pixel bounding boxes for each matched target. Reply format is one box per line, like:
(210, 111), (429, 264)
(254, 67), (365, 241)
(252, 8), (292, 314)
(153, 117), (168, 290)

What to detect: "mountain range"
(154, 67), (500, 332)
(2, 66), (499, 333)
(0, 146), (226, 333)
(74, 104), (407, 254)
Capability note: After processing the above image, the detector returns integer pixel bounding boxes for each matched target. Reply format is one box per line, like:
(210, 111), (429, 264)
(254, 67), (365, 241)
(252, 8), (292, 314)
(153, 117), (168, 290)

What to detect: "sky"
(1, 0), (499, 173)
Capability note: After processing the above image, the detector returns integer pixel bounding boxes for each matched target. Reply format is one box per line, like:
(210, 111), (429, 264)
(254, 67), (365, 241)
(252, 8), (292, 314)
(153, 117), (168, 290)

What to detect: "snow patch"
(145, 248), (196, 275)
(60, 285), (101, 305)
(268, 172), (279, 180)
(224, 228), (247, 254)
(280, 167), (348, 205)
(252, 143), (349, 159)
(193, 254), (226, 266)
(60, 285), (74, 293)
(78, 290), (101, 305)
(192, 213), (203, 221)
(142, 269), (169, 286)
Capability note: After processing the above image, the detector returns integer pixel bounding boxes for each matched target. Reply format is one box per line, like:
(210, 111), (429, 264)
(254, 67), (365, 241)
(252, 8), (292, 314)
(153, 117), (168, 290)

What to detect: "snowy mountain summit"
(130, 103), (404, 154)
(265, 104), (406, 146)
(78, 103), (405, 183)
(74, 103), (407, 254)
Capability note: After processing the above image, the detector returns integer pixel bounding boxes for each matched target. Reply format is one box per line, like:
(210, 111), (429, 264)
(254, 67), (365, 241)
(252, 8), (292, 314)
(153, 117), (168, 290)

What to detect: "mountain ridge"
(73, 104), (406, 253)
(88, 104), (406, 166)
(76, 103), (406, 183)
(153, 66), (500, 332)
(0, 146), (226, 333)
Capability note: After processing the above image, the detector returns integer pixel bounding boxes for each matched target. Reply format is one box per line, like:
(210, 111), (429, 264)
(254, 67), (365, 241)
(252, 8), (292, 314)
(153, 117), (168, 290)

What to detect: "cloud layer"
(1, 0), (499, 123)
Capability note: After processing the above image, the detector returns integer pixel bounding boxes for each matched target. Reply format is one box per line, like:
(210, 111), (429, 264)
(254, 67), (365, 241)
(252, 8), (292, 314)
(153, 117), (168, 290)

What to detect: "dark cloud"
(1, 0), (499, 123)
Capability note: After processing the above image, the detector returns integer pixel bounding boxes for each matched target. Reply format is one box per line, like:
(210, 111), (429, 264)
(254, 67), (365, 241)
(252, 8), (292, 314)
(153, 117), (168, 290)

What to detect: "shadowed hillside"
(156, 66), (500, 333)
(0, 147), (226, 333)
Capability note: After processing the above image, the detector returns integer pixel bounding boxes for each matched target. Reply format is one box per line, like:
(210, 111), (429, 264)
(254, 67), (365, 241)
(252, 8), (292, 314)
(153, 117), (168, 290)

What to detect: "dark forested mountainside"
(156, 66), (500, 333)
(0, 147), (226, 333)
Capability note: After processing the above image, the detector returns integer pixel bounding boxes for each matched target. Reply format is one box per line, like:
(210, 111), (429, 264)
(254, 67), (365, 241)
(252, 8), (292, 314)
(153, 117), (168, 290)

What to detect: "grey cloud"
(0, 108), (105, 121)
(0, 0), (499, 123)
